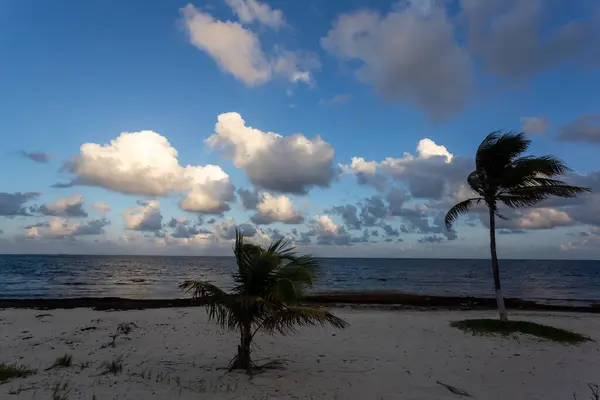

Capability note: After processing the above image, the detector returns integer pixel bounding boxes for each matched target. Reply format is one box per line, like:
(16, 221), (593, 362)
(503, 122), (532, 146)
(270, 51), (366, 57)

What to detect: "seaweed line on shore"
(0, 292), (599, 313)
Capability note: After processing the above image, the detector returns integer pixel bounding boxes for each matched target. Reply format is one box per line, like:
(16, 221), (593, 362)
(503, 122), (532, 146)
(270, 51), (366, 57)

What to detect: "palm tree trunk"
(488, 207), (508, 322)
(232, 323), (252, 371)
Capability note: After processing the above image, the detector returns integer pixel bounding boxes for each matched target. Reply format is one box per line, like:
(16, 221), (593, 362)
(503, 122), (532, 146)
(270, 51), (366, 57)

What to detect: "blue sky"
(1, 0), (600, 258)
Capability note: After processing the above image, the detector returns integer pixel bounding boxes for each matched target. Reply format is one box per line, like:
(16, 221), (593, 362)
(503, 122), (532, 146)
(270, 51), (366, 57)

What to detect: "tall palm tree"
(179, 231), (348, 372)
(444, 131), (591, 321)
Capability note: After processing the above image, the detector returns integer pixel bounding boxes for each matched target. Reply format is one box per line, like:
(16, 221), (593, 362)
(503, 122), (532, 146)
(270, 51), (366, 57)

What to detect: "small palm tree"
(179, 231), (348, 372)
(445, 131), (591, 321)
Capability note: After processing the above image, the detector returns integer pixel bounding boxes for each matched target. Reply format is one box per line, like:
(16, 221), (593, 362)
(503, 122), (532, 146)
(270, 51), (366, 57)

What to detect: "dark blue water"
(0, 255), (599, 306)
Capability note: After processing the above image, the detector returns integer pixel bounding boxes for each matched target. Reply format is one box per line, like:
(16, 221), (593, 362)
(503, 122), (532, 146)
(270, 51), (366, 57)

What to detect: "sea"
(0, 255), (599, 306)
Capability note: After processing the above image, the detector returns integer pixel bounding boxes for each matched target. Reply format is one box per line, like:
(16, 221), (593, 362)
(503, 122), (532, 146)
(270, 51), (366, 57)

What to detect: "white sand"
(1, 307), (599, 399)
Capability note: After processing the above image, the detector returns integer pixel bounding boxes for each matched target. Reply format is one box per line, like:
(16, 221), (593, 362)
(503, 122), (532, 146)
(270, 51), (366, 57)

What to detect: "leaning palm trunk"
(444, 131), (591, 323)
(488, 207), (508, 321)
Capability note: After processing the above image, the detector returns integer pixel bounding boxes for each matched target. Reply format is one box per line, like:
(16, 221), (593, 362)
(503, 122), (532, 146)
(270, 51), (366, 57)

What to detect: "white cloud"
(24, 217), (109, 239)
(213, 218), (258, 240)
(181, 4), (317, 86)
(303, 215), (352, 246)
(517, 208), (573, 230)
(179, 166), (235, 214)
(39, 194), (87, 217)
(482, 207), (574, 231)
(251, 193), (304, 224)
(415, 138), (453, 161)
(26, 227), (41, 239)
(341, 157), (378, 175)
(181, 4), (271, 86)
(321, 3), (472, 119)
(63, 130), (234, 213)
(520, 116), (549, 135)
(341, 138), (469, 198)
(207, 112), (337, 194)
(123, 201), (163, 232)
(225, 0), (284, 28)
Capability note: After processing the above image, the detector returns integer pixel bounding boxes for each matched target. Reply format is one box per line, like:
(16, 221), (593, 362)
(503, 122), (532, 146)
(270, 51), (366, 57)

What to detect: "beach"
(1, 307), (599, 399)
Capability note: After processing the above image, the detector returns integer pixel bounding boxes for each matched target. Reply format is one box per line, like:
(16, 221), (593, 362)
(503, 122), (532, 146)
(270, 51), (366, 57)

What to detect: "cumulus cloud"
(25, 217), (109, 239)
(213, 218), (257, 240)
(237, 188), (260, 210)
(342, 138), (471, 199)
(181, 4), (317, 86)
(520, 116), (549, 135)
(265, 228), (297, 241)
(482, 207), (574, 230)
(328, 204), (361, 230)
(38, 194), (88, 218)
(557, 114), (600, 144)
(225, 0), (284, 28)
(340, 157), (387, 192)
(304, 215), (352, 246)
(123, 201), (163, 232)
(167, 218), (211, 239)
(359, 196), (388, 227)
(462, 0), (600, 79)
(61, 129), (235, 213)
(207, 112), (337, 194)
(0, 192), (39, 216)
(19, 151), (53, 163)
(328, 196), (390, 230)
(321, 2), (472, 120)
(380, 222), (400, 238)
(250, 193), (304, 224)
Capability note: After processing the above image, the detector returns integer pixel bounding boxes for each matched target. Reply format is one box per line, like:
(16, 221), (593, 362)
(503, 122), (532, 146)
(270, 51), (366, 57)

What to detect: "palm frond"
(259, 306), (348, 336)
(179, 280), (228, 299)
(497, 195), (541, 208)
(499, 156), (572, 191)
(505, 184), (591, 201)
(444, 198), (481, 230)
(467, 171), (486, 196)
(511, 155), (570, 177)
(476, 131), (530, 171)
(178, 280), (236, 329)
(271, 256), (319, 303)
(266, 237), (295, 256)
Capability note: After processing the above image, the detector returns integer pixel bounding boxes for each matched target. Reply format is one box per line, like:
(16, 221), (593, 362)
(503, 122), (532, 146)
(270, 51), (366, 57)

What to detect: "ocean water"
(0, 255), (599, 306)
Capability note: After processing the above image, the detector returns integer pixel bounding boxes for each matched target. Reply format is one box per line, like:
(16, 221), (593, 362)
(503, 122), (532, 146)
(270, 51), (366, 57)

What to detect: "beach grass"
(48, 354), (73, 370)
(101, 356), (123, 375)
(0, 363), (36, 383)
(451, 319), (592, 345)
(51, 379), (69, 400)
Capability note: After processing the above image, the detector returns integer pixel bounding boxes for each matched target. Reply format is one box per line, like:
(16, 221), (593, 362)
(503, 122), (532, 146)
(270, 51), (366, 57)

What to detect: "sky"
(1, 0), (600, 258)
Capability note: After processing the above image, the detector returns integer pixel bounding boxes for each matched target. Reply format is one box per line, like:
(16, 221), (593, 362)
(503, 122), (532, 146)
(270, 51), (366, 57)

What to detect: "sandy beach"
(1, 307), (599, 399)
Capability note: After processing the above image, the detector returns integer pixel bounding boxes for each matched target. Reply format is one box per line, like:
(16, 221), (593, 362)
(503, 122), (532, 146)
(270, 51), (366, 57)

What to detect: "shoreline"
(1, 291), (599, 312)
